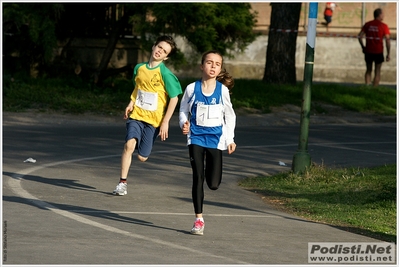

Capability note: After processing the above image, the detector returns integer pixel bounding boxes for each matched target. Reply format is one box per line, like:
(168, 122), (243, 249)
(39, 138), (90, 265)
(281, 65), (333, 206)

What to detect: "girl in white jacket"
(179, 50), (236, 235)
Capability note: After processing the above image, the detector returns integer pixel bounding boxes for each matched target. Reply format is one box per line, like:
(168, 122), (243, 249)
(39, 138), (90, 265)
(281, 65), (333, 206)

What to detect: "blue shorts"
(324, 15), (332, 24)
(125, 119), (160, 158)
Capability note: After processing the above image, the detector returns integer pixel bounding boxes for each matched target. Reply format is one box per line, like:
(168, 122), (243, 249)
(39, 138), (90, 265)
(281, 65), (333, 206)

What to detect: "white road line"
(67, 210), (281, 218)
(7, 154), (252, 264)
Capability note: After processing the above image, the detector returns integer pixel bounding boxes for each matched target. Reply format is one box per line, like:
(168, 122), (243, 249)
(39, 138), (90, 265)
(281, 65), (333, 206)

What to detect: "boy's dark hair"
(374, 8), (382, 19)
(155, 35), (177, 57)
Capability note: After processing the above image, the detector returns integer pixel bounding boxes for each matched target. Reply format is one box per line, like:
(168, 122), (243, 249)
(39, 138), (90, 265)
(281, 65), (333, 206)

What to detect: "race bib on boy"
(196, 104), (223, 127)
(135, 89), (158, 111)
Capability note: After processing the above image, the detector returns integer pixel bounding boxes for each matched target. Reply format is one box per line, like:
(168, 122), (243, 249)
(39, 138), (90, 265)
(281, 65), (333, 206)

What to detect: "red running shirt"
(324, 2), (335, 16)
(362, 19), (390, 54)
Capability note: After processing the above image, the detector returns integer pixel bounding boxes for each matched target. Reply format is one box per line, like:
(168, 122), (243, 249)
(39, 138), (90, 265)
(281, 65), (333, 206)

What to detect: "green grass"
(3, 75), (396, 116)
(238, 164), (396, 243)
(3, 74), (131, 115)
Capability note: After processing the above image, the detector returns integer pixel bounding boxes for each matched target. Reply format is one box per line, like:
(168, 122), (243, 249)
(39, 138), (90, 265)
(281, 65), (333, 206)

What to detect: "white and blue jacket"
(179, 80), (236, 150)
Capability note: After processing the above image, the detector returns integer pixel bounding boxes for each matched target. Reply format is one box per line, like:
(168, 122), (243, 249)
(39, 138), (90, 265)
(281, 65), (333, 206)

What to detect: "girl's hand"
(227, 142), (236, 154)
(159, 121), (169, 141)
(182, 121), (190, 135)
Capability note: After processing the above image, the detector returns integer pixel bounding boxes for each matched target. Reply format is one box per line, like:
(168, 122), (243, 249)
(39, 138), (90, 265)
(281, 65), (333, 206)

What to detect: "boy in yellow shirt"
(113, 35), (182, 196)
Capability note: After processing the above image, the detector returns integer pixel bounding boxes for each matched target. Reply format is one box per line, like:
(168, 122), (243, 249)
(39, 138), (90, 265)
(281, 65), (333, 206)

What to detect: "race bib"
(135, 89), (158, 111)
(196, 104), (223, 127)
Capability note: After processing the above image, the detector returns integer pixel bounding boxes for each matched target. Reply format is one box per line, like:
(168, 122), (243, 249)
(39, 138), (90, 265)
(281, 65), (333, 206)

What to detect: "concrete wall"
(251, 2), (397, 35)
(173, 35), (397, 85)
(60, 38), (141, 70)
(63, 2), (397, 85)
(172, 1), (397, 85)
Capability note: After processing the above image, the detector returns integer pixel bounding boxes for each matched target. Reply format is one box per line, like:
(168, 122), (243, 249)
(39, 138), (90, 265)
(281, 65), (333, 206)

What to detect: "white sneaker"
(190, 220), (205, 235)
(113, 182), (127, 196)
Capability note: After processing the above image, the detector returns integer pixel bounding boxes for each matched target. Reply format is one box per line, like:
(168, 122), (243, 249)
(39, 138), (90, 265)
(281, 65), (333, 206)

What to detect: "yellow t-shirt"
(129, 62), (182, 127)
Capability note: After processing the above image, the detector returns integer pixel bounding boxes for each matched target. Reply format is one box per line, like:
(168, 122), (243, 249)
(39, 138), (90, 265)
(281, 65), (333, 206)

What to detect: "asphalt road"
(2, 113), (396, 265)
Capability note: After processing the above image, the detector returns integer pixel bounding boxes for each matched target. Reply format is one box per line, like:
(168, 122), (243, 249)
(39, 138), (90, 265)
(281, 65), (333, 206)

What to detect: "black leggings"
(189, 144), (223, 214)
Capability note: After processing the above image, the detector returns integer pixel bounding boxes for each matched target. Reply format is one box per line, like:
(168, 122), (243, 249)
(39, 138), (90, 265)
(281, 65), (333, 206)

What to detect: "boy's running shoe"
(113, 182), (127, 196)
(190, 219), (205, 235)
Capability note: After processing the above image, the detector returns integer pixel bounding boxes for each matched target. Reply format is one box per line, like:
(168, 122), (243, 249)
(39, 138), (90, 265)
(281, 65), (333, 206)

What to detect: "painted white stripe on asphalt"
(66, 210), (281, 218)
(7, 154), (252, 264)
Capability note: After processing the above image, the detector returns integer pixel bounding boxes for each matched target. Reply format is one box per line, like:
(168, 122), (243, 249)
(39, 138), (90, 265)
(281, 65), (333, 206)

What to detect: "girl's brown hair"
(217, 68), (234, 92)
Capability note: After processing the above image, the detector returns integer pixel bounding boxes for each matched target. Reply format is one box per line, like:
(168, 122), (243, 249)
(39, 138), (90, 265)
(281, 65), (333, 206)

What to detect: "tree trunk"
(94, 5), (128, 86)
(263, 3), (301, 85)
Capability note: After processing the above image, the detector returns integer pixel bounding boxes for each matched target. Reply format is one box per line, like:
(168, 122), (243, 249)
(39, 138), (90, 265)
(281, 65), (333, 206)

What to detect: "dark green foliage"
(3, 3), (63, 64)
(145, 3), (258, 56)
(3, 3), (258, 79)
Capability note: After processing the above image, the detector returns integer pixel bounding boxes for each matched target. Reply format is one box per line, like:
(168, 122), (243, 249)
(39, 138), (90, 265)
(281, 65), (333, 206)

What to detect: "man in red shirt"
(358, 8), (391, 87)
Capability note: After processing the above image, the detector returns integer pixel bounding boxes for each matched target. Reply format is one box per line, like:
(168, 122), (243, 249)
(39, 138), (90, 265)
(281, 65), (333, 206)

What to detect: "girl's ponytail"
(217, 68), (234, 93)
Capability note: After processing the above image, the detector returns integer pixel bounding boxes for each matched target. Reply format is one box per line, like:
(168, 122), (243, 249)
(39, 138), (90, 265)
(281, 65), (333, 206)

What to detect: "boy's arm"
(158, 96), (179, 141)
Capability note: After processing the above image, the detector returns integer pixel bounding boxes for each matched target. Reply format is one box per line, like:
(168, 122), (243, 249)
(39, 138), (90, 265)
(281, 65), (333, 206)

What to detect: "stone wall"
(172, 35), (397, 85)
(66, 33), (396, 85)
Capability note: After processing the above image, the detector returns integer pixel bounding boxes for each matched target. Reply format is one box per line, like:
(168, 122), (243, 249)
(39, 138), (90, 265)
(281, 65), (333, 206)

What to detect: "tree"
(263, 3), (301, 85)
(92, 4), (131, 85)
(3, 3), (64, 77)
(3, 3), (258, 85)
(141, 3), (257, 58)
